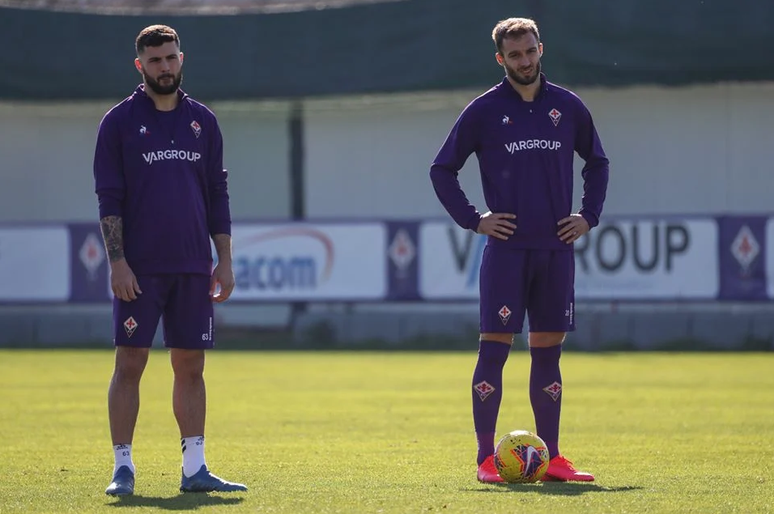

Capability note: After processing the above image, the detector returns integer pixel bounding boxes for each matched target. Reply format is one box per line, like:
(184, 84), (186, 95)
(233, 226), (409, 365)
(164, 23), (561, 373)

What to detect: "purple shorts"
(479, 247), (575, 334)
(113, 274), (214, 349)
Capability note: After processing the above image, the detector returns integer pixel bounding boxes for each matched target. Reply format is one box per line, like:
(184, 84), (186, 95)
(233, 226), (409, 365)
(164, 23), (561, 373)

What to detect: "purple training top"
(94, 85), (231, 275)
(430, 74), (609, 250)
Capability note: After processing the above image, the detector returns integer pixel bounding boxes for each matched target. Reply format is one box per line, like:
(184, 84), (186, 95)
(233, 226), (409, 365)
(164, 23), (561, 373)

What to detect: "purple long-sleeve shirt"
(94, 85), (231, 275)
(430, 74), (609, 250)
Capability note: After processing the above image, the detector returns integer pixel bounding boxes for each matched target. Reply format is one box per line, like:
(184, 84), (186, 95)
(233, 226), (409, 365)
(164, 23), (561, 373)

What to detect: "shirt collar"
(499, 72), (548, 102)
(133, 84), (188, 108)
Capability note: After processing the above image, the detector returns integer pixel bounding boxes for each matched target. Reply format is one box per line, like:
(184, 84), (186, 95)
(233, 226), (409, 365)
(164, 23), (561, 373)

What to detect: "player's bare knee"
(170, 349), (205, 379)
(479, 333), (514, 345)
(113, 347), (149, 381)
(527, 332), (566, 348)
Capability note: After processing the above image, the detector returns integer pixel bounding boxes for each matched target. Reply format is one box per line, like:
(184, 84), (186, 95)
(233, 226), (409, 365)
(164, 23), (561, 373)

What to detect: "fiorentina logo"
(123, 317), (138, 338)
(190, 120), (202, 138)
(388, 229), (416, 272)
(474, 381), (496, 401)
(730, 225), (759, 275)
(498, 305), (512, 325)
(79, 232), (105, 280)
(543, 381), (562, 402)
(548, 108), (562, 126)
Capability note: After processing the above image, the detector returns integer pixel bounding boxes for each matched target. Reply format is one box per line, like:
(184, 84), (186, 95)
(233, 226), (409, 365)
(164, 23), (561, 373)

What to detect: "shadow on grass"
(106, 494), (245, 510)
(465, 482), (642, 496)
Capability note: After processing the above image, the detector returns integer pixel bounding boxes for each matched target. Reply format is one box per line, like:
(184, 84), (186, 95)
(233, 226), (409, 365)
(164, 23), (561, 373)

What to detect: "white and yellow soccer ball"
(493, 430), (550, 483)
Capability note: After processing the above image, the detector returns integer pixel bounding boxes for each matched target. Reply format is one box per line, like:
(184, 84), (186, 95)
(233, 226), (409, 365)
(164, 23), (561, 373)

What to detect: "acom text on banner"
(419, 217), (720, 301)
(225, 222), (387, 301)
(0, 226), (70, 302)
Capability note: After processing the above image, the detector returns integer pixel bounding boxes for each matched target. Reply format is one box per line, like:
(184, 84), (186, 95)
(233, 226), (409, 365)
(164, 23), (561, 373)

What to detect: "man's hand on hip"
(477, 212), (517, 241)
(557, 214), (590, 244)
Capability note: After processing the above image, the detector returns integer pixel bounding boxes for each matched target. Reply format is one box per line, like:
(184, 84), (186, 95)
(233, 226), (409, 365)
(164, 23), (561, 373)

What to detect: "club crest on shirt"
(548, 108), (562, 126)
(190, 120), (202, 138)
(498, 305), (512, 325)
(123, 316), (138, 338)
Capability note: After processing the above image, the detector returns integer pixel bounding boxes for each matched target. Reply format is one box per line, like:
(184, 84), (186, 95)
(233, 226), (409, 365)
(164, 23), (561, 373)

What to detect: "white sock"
(113, 444), (135, 476)
(181, 436), (207, 477)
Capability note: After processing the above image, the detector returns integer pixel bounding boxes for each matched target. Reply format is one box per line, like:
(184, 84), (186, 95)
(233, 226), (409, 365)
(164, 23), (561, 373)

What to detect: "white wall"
(303, 93), (485, 220)
(0, 100), (291, 222)
(2, 81), (773, 224)
(304, 82), (774, 219)
(211, 101), (292, 221)
(0, 102), (110, 222)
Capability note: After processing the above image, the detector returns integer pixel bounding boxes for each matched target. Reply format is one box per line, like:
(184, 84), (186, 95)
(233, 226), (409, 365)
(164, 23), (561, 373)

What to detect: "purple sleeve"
(207, 117), (231, 236)
(93, 111), (124, 219)
(574, 101), (609, 228)
(429, 105), (482, 231)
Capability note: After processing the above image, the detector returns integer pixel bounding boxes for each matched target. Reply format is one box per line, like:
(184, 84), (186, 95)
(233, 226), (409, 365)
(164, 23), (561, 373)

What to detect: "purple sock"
(472, 340), (511, 465)
(529, 345), (563, 459)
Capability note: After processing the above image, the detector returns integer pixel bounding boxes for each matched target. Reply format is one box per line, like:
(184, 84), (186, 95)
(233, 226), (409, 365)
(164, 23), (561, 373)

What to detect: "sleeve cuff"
(465, 212), (482, 232)
(97, 197), (123, 219)
(579, 210), (599, 228)
(209, 222), (231, 237)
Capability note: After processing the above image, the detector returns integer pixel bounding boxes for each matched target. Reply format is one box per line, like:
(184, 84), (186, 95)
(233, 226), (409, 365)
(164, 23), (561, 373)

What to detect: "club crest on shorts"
(123, 316), (138, 338)
(474, 380), (496, 401)
(498, 305), (512, 325)
(548, 108), (562, 126)
(543, 381), (562, 402)
(190, 120), (201, 138)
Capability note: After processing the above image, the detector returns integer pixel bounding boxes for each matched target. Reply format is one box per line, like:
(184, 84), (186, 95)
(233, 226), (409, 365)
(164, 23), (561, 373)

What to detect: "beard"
(504, 59), (541, 86)
(143, 68), (183, 95)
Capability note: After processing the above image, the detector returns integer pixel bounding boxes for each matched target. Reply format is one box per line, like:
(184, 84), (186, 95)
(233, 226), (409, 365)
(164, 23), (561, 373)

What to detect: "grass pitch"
(0, 350), (771, 514)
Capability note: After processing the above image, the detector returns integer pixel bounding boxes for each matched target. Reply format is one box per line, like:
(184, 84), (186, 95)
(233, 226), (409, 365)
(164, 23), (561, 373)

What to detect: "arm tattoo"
(99, 216), (125, 263)
(212, 234), (232, 263)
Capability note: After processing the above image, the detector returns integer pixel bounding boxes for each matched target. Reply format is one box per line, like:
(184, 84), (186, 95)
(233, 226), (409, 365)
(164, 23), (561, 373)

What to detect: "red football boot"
(543, 455), (595, 482)
(476, 455), (504, 483)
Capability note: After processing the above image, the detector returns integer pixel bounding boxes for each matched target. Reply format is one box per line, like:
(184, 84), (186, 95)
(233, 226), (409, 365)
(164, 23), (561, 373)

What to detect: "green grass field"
(0, 350), (772, 514)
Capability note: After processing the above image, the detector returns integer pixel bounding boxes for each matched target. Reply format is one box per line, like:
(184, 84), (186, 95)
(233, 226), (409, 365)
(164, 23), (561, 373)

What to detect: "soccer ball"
(493, 430), (550, 483)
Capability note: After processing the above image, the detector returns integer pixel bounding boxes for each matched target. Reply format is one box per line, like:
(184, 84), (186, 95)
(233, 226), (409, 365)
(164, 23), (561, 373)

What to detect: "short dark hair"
(492, 18), (540, 54)
(136, 25), (180, 55)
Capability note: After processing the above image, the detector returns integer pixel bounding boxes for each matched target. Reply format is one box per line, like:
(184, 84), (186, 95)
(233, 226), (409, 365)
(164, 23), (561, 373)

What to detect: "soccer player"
(94, 25), (247, 495)
(430, 18), (609, 482)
